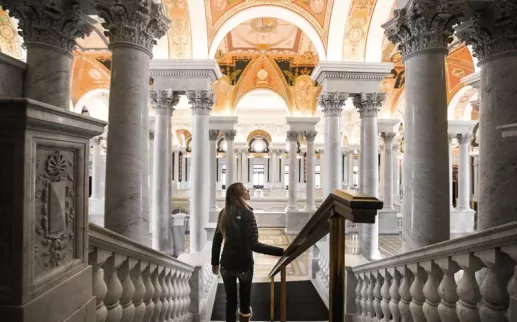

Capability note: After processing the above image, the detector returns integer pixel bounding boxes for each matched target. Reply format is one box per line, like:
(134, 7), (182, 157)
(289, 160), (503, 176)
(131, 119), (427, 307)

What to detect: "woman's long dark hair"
(218, 182), (249, 240)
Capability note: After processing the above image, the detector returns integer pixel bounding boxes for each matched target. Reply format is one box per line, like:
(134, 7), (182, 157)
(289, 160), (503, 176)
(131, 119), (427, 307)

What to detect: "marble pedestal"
(378, 208), (399, 235)
(285, 210), (311, 235)
(0, 98), (106, 322)
(450, 208), (476, 234)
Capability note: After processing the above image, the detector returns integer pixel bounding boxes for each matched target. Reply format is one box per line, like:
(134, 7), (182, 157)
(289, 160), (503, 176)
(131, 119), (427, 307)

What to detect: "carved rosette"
(353, 93), (386, 118)
(224, 130), (237, 141)
(381, 132), (397, 143)
(382, 0), (463, 58)
(209, 130), (219, 141)
(150, 90), (179, 116)
(287, 130), (299, 142)
(319, 91), (348, 117)
(4, 0), (94, 52)
(456, 1), (517, 61)
(94, 0), (170, 53)
(304, 130), (318, 143)
(186, 90), (214, 115)
(34, 150), (76, 273)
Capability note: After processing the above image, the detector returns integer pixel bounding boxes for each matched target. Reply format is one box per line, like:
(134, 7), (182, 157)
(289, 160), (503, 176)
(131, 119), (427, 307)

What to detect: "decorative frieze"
(94, 0), (169, 53)
(150, 90), (179, 116)
(382, 0), (467, 58)
(353, 93), (386, 118)
(186, 90), (214, 115)
(456, 1), (517, 61)
(4, 0), (94, 52)
(319, 91), (348, 117)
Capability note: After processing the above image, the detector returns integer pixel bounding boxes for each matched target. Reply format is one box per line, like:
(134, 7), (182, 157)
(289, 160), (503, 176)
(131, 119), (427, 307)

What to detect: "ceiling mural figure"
(205, 0), (333, 50)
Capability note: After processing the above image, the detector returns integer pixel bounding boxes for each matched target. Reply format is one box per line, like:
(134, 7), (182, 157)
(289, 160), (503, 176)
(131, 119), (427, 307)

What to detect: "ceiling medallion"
(250, 17), (278, 33)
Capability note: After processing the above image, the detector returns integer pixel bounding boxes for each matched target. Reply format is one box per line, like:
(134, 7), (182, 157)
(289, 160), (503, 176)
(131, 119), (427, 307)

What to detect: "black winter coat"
(211, 205), (284, 272)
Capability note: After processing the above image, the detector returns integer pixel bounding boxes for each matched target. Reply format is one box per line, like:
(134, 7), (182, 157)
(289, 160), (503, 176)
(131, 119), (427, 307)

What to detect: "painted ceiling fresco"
(205, 0), (333, 50)
(342, 0), (377, 61)
(0, 7), (21, 59)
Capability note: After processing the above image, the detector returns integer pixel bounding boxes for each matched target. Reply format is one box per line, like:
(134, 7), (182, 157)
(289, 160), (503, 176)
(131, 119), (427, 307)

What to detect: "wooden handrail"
(268, 189), (382, 322)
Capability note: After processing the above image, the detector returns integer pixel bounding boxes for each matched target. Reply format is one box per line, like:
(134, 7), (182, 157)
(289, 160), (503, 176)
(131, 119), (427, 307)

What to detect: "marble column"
(448, 135), (455, 209)
(5, 1), (93, 109)
(209, 130), (219, 214)
(150, 90), (178, 254)
(342, 151), (350, 189)
(348, 152), (355, 189)
(242, 150), (249, 187)
(181, 149), (187, 187)
(187, 90), (213, 253)
(173, 148), (180, 186)
(300, 148), (306, 185)
(319, 92), (348, 196)
(280, 153), (286, 189)
(384, 3), (451, 250)
(319, 150), (325, 190)
(269, 148), (279, 189)
(472, 154), (479, 204)
(89, 136), (105, 226)
(304, 131), (317, 211)
(97, 1), (169, 245)
(392, 141), (400, 202)
(456, 134), (472, 211)
(225, 130), (237, 187)
(286, 130), (299, 211)
(354, 93), (384, 260)
(381, 133), (396, 209)
(457, 8), (517, 229)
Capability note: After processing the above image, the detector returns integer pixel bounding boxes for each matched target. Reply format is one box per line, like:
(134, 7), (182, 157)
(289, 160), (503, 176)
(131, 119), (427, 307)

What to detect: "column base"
(302, 205), (317, 213)
(378, 208), (399, 235)
(450, 208), (476, 234)
(285, 210), (309, 235)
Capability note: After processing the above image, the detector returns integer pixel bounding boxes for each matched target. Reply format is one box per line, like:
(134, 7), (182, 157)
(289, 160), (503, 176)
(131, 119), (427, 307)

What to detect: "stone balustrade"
(88, 223), (195, 322)
(344, 222), (517, 322)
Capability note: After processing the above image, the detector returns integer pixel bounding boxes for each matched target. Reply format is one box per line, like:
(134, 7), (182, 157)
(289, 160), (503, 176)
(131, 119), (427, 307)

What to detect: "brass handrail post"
(329, 215), (345, 322)
(270, 276), (275, 322)
(280, 266), (287, 322)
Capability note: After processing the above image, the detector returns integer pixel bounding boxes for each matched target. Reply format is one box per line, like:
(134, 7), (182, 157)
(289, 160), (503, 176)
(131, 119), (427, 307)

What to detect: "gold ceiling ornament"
(246, 129), (273, 143)
(211, 74), (234, 114)
(288, 75), (322, 116)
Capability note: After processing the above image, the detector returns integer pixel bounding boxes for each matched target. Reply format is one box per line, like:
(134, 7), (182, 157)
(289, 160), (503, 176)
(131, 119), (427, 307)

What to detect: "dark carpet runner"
(211, 280), (329, 321)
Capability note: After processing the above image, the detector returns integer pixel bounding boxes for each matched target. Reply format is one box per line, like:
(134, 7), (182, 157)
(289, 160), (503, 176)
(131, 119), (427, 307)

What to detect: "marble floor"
(186, 229), (403, 281)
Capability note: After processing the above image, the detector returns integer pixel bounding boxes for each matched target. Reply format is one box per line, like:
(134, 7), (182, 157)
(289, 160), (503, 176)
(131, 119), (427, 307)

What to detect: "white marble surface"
(323, 111), (342, 196)
(208, 131), (219, 213)
(304, 131), (317, 211)
(456, 133), (473, 211)
(286, 131), (299, 211)
(403, 50), (450, 250)
(104, 45), (152, 246)
(224, 130), (236, 187)
(478, 53), (517, 230)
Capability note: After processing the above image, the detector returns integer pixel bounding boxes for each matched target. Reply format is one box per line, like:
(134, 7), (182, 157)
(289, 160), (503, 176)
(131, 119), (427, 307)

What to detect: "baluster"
(143, 264), (156, 321)
(476, 248), (514, 322)
(183, 271), (192, 322)
(132, 261), (147, 322)
(388, 267), (401, 322)
(453, 253), (483, 322)
(379, 268), (392, 322)
(501, 245), (517, 322)
(159, 267), (171, 322)
(361, 272), (370, 318)
(119, 258), (138, 322)
(436, 257), (460, 322)
(177, 271), (185, 322)
(151, 266), (164, 322)
(373, 271), (384, 321)
(355, 273), (363, 318)
(421, 261), (442, 322)
(89, 247), (111, 322)
(368, 272), (377, 319)
(103, 254), (125, 322)
(408, 263), (427, 322)
(165, 268), (175, 322)
(397, 266), (413, 322)
(171, 270), (179, 322)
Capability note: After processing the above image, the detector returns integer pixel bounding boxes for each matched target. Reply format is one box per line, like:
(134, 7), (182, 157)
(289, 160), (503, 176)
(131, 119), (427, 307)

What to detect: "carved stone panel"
(34, 148), (78, 285)
(0, 142), (14, 302)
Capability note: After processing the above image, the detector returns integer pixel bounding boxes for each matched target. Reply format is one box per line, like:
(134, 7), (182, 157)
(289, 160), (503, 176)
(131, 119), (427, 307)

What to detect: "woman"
(212, 182), (284, 322)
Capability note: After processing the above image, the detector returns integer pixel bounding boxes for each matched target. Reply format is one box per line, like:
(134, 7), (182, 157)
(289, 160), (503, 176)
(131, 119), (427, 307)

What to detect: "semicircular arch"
(246, 129), (272, 143)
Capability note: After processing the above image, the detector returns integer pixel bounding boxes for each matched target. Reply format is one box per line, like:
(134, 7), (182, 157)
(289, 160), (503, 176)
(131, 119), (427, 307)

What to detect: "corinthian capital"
(94, 0), (170, 53)
(186, 90), (214, 115)
(319, 91), (348, 117)
(456, 1), (517, 62)
(150, 90), (179, 116)
(304, 130), (318, 142)
(382, 0), (465, 58)
(287, 130), (299, 142)
(4, 0), (94, 52)
(353, 93), (386, 118)
(209, 130), (219, 141)
(224, 130), (237, 141)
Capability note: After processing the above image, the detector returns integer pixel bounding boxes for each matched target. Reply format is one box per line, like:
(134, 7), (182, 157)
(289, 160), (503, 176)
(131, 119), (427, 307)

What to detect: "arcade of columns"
(5, 0), (516, 261)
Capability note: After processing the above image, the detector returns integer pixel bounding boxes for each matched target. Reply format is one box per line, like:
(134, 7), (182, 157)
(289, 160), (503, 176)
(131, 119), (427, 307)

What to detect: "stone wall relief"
(34, 149), (77, 278)
(289, 75), (322, 116)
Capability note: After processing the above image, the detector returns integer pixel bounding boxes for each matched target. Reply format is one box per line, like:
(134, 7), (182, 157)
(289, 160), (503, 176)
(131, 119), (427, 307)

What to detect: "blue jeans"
(220, 267), (253, 322)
